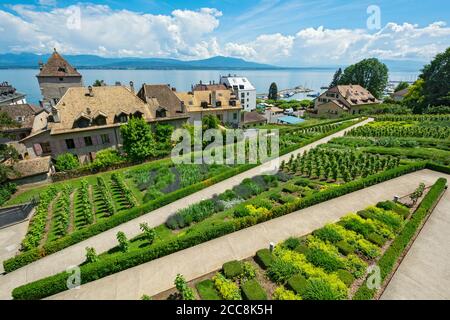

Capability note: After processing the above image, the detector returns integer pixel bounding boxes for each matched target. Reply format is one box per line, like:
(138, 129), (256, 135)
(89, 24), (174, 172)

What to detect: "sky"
(0, 0), (449, 66)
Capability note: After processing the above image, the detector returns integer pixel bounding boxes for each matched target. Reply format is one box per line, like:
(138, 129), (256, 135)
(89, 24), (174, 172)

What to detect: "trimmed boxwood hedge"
(4, 118), (367, 274)
(12, 162), (431, 300)
(241, 279), (267, 300)
(353, 177), (447, 300)
(195, 279), (221, 300)
(255, 249), (274, 269)
(336, 269), (355, 286)
(287, 274), (308, 295)
(223, 261), (243, 279)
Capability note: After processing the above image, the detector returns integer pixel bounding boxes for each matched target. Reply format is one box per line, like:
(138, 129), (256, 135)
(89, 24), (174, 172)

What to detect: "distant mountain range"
(0, 53), (426, 71)
(0, 53), (282, 70)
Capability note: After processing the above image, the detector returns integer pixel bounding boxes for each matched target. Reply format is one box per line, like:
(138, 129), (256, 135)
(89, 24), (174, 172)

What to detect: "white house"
(220, 75), (256, 112)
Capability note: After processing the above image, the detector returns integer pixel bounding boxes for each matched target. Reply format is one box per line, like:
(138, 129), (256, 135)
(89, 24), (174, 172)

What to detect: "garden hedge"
(255, 249), (274, 269)
(5, 118), (367, 273)
(353, 177), (447, 300)
(241, 279), (267, 300)
(12, 161), (433, 300)
(222, 261), (243, 279)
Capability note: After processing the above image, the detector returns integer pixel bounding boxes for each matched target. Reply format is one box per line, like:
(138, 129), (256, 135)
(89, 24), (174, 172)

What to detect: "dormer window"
(201, 101), (208, 108)
(132, 111), (143, 118)
(74, 113), (91, 128)
(115, 112), (128, 123)
(156, 107), (167, 118)
(94, 115), (107, 126)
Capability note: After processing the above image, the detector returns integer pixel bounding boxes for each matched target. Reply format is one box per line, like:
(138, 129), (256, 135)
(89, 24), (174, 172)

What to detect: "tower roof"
(37, 49), (81, 77)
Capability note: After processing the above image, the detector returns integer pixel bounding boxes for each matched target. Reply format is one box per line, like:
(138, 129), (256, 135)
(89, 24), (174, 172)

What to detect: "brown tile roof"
(193, 83), (228, 91)
(175, 90), (241, 112)
(8, 156), (51, 179)
(49, 86), (153, 134)
(328, 85), (379, 106)
(37, 49), (81, 77)
(243, 111), (267, 124)
(0, 104), (43, 130)
(392, 88), (409, 97)
(138, 84), (187, 118)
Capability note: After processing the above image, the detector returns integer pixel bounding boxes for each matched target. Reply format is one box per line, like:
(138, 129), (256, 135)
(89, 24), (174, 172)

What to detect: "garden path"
(0, 118), (371, 299)
(381, 186), (450, 300)
(46, 169), (449, 299)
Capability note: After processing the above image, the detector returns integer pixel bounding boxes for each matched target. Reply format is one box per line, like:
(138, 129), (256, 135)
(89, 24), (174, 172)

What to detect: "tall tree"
(338, 58), (389, 99)
(394, 81), (410, 92)
(329, 68), (342, 88)
(120, 117), (156, 162)
(420, 47), (450, 108)
(92, 80), (105, 87)
(0, 112), (20, 183)
(268, 82), (278, 100)
(202, 114), (220, 131)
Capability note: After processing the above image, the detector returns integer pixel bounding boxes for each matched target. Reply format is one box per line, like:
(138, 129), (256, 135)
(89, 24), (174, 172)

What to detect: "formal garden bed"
(3, 118), (364, 273)
(152, 178), (446, 300)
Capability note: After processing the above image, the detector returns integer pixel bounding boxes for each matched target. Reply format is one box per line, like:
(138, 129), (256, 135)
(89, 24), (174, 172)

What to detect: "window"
(94, 115), (106, 126)
(41, 142), (51, 154)
(247, 98), (249, 102)
(101, 134), (110, 144)
(59, 77), (64, 81)
(233, 112), (237, 120)
(156, 108), (167, 118)
(241, 93), (245, 98)
(84, 136), (93, 146)
(239, 85), (244, 89)
(241, 99), (245, 104)
(16, 116), (24, 122)
(247, 92), (249, 96)
(65, 139), (75, 149)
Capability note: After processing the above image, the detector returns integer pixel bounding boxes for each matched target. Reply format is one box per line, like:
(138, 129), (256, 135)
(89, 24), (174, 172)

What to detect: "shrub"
(55, 153), (80, 172)
(212, 273), (241, 300)
(196, 279), (221, 300)
(174, 274), (195, 300)
(242, 262), (257, 280)
(267, 259), (298, 284)
(335, 240), (355, 255)
(241, 279), (267, 300)
(376, 200), (410, 218)
(139, 223), (156, 245)
(314, 224), (344, 243)
(336, 269), (355, 286)
(302, 277), (346, 300)
(166, 199), (216, 229)
(89, 149), (124, 171)
(222, 260), (243, 279)
(344, 254), (368, 278)
(306, 246), (344, 273)
(356, 238), (381, 259)
(367, 232), (386, 246)
(294, 244), (309, 255)
(0, 182), (17, 206)
(84, 247), (98, 264)
(255, 249), (274, 269)
(283, 237), (300, 250)
(286, 274), (308, 295)
(272, 286), (302, 300)
(116, 231), (129, 253)
(340, 214), (376, 238)
(360, 206), (404, 231)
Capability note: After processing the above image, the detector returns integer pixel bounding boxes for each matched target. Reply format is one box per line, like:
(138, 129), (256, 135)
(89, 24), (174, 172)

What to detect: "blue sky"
(1, 0), (449, 66)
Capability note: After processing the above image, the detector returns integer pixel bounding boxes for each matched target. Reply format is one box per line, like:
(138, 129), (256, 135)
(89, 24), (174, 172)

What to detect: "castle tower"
(36, 48), (83, 110)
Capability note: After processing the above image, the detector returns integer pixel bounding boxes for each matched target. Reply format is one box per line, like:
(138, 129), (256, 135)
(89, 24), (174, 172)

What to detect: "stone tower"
(36, 48), (83, 110)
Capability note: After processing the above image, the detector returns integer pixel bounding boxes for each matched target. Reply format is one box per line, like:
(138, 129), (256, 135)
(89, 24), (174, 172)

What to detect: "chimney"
(88, 85), (93, 97)
(129, 81), (135, 93)
(172, 87), (176, 92)
(209, 81), (212, 85)
(211, 90), (217, 107)
(51, 106), (60, 122)
(200, 80), (203, 85)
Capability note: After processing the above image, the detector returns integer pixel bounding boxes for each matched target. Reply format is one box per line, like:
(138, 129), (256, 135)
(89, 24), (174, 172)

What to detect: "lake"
(0, 69), (420, 105)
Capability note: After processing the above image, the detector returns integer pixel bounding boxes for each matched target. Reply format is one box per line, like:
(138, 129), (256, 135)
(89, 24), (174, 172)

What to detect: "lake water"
(0, 69), (420, 105)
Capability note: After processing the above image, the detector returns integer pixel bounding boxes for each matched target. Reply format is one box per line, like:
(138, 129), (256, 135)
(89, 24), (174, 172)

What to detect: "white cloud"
(225, 22), (450, 66)
(0, 4), (223, 59)
(0, 4), (449, 66)
(38, 0), (57, 6)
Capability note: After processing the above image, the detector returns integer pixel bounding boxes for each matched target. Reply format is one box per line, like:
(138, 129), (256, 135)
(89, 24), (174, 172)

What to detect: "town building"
(21, 84), (187, 164)
(0, 82), (27, 106)
(0, 104), (47, 159)
(391, 88), (409, 102)
(36, 49), (83, 110)
(136, 83), (189, 127)
(220, 75), (256, 112)
(264, 106), (284, 123)
(174, 89), (242, 127)
(314, 85), (380, 117)
(241, 111), (267, 128)
(192, 81), (227, 92)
